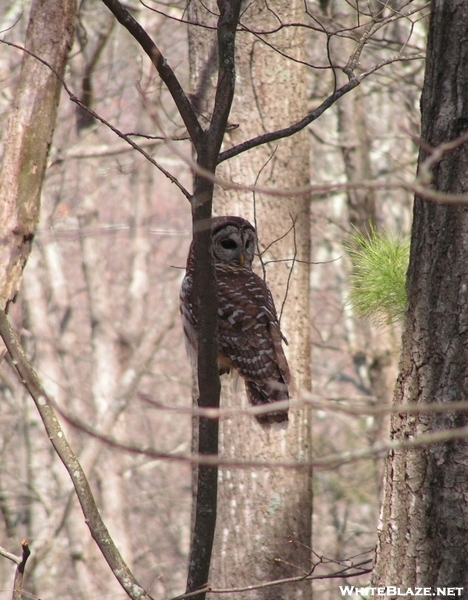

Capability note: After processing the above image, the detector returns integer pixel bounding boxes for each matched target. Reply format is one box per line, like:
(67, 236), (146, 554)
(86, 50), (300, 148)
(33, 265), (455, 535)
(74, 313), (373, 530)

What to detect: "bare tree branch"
(12, 539), (31, 600)
(0, 310), (154, 600)
(0, 545), (21, 565)
(0, 38), (192, 201)
(185, 3), (243, 597)
(50, 392), (468, 472)
(217, 53), (424, 164)
(169, 555), (373, 599)
(142, 391), (468, 419)
(100, 0), (205, 150)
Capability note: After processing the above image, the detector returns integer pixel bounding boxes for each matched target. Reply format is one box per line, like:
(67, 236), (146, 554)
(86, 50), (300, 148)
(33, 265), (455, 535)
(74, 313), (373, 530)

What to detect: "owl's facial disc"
(213, 226), (244, 266)
(212, 220), (257, 268)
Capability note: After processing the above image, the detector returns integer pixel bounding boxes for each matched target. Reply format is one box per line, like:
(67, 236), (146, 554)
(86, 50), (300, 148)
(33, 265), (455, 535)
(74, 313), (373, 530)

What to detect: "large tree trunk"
(0, 0), (77, 310)
(188, 2), (312, 598)
(372, 1), (468, 594)
(0, 0), (76, 592)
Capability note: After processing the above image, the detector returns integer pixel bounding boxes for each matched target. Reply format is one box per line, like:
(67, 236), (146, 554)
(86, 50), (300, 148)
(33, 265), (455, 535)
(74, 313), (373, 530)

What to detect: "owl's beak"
(239, 254), (245, 267)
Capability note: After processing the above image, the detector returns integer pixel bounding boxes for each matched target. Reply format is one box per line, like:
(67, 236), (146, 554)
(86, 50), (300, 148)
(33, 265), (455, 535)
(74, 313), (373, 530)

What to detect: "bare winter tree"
(372, 1), (468, 595)
(0, 1), (190, 597)
(187, 2), (312, 598)
(0, 0), (77, 310)
(0, 1), (431, 599)
(0, 0), (77, 594)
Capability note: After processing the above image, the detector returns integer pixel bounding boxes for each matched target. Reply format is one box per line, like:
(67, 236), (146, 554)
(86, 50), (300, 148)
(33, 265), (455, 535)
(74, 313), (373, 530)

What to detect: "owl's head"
(212, 216), (257, 269)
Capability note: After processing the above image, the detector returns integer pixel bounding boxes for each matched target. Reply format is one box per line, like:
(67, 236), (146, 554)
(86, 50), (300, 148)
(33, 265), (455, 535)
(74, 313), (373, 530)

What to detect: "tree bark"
(372, 1), (468, 594)
(186, 3), (243, 598)
(0, 0), (77, 310)
(188, 2), (312, 598)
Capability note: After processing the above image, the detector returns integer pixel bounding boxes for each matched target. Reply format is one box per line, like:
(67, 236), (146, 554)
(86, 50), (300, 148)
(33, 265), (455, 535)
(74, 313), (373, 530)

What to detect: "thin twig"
(252, 148), (278, 281)
(278, 214), (298, 324)
(12, 539), (31, 600)
(141, 390), (468, 419)
(0, 39), (191, 200)
(168, 555), (373, 599)
(0, 545), (21, 565)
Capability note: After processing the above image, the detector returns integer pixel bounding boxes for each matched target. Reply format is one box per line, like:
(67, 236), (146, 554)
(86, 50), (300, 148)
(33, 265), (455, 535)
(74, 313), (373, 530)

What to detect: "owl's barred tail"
(244, 380), (289, 430)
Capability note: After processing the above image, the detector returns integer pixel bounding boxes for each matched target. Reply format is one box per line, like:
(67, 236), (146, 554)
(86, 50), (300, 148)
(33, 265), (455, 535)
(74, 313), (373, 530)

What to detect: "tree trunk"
(0, 0), (76, 589)
(188, 2), (312, 598)
(0, 0), (77, 310)
(372, 1), (468, 594)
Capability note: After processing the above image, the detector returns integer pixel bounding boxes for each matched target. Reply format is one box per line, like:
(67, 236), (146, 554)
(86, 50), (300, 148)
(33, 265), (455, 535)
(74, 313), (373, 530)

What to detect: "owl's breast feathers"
(215, 264), (289, 379)
(180, 263), (290, 428)
(216, 264), (290, 428)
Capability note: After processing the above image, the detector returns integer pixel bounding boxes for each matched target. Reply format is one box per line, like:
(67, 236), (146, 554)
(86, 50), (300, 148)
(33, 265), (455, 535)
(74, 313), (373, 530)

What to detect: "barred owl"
(180, 216), (290, 429)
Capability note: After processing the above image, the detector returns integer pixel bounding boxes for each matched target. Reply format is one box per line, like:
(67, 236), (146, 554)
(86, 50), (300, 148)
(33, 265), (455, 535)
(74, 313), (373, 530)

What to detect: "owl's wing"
(216, 265), (290, 386)
(179, 272), (198, 367)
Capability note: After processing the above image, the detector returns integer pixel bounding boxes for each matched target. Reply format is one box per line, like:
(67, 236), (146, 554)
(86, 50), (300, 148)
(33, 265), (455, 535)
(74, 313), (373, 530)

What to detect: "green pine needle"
(345, 226), (409, 325)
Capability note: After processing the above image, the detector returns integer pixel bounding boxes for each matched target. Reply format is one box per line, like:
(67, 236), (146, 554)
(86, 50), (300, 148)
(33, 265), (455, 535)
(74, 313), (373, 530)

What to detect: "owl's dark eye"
(221, 239), (237, 250)
(245, 239), (251, 248)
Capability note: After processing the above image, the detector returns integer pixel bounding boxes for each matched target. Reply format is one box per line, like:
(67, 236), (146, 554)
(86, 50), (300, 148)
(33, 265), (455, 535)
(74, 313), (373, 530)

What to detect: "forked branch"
(100, 0), (205, 150)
